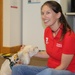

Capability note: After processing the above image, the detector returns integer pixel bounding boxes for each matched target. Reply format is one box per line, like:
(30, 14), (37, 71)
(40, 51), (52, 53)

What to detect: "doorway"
(0, 0), (3, 53)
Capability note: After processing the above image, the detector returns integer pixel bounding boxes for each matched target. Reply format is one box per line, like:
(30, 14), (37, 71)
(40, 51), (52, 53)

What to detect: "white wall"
(3, 0), (10, 46)
(3, 0), (22, 47)
(10, 0), (22, 46)
(22, 0), (50, 50)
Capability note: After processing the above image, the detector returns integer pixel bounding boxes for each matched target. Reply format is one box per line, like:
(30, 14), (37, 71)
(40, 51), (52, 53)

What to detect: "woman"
(12, 1), (75, 75)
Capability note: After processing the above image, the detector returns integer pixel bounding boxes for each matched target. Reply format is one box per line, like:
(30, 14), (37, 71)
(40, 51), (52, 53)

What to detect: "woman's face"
(41, 5), (60, 27)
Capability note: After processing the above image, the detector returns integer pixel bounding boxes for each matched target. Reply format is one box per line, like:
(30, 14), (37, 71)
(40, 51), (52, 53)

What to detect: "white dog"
(0, 45), (39, 75)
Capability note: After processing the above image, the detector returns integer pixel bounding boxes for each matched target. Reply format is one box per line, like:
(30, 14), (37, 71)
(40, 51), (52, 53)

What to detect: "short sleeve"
(62, 32), (75, 54)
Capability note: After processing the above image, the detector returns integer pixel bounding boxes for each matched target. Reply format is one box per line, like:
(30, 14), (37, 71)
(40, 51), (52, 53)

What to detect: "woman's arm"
(55, 54), (74, 70)
(34, 50), (49, 58)
(20, 45), (49, 58)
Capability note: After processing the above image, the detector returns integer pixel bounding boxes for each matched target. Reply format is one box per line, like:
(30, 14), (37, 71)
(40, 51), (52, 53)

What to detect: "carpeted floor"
(0, 57), (5, 68)
(0, 56), (47, 69)
(29, 57), (47, 66)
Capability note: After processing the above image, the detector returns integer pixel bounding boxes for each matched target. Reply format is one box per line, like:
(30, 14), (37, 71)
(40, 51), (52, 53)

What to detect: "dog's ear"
(20, 45), (26, 51)
(11, 54), (17, 61)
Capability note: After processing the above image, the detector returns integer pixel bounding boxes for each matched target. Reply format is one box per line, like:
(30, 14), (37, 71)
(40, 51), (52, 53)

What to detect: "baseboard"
(1, 45), (22, 53)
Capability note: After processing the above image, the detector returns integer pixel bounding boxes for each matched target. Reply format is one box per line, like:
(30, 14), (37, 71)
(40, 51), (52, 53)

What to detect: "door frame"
(0, 0), (3, 53)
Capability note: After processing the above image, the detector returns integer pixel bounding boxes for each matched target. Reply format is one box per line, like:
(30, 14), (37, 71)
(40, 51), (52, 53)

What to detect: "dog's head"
(11, 53), (19, 63)
(17, 45), (39, 64)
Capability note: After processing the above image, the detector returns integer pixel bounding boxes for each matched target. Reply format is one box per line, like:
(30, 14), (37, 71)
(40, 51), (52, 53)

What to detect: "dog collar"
(10, 57), (19, 69)
(10, 53), (19, 69)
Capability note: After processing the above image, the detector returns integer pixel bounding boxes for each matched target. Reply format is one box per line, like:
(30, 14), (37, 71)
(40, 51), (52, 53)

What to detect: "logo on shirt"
(46, 37), (49, 44)
(56, 43), (62, 47)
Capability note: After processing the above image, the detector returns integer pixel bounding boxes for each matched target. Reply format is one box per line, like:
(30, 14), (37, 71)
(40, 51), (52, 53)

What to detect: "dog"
(0, 45), (39, 75)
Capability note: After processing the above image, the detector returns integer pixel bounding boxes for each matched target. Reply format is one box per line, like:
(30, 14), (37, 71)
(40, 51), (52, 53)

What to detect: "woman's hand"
(34, 50), (49, 58)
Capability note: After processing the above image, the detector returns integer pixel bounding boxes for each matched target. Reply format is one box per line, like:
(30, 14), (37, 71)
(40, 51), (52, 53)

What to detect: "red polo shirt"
(44, 26), (75, 72)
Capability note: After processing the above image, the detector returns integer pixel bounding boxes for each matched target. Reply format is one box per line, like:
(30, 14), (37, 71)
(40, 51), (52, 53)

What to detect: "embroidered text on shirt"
(46, 37), (49, 44)
(56, 43), (62, 47)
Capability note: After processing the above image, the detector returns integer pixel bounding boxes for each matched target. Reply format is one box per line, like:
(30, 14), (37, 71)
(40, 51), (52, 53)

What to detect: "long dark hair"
(41, 1), (72, 39)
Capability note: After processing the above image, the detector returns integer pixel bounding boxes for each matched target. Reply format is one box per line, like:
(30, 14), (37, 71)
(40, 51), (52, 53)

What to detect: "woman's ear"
(57, 12), (61, 19)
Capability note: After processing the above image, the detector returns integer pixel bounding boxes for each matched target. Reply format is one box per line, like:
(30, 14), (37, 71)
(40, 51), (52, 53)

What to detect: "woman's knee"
(12, 65), (28, 75)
